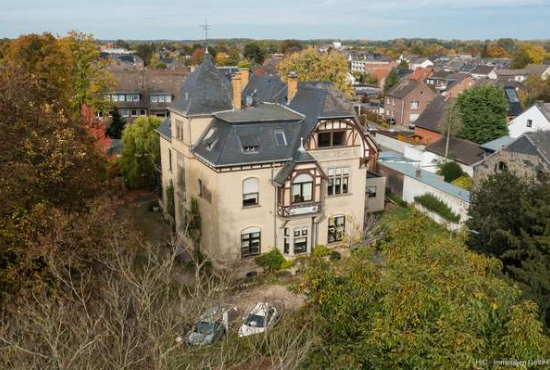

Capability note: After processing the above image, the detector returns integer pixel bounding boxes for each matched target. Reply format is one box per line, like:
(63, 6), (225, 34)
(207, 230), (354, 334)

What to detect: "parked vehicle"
(238, 303), (279, 338)
(186, 305), (236, 346)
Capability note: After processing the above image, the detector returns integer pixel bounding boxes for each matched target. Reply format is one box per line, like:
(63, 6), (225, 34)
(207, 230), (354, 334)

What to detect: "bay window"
(291, 174), (313, 203)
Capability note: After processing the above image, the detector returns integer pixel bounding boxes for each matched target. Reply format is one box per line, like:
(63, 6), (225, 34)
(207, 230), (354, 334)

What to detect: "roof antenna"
(200, 18), (211, 54)
(298, 137), (306, 153)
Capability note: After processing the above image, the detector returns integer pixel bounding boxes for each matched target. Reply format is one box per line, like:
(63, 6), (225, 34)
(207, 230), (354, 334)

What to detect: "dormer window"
(243, 145), (259, 153)
(318, 131), (346, 148)
(204, 128), (216, 140)
(205, 140), (217, 151)
(151, 94), (173, 103)
(275, 131), (287, 146)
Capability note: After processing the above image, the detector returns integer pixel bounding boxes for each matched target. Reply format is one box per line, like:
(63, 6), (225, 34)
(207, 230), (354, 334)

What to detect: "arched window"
(241, 227), (261, 258)
(243, 178), (259, 207)
(291, 174), (313, 203)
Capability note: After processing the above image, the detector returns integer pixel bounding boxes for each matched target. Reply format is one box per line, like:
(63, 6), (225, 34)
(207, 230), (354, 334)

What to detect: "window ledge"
(327, 192), (353, 198)
(243, 204), (261, 210)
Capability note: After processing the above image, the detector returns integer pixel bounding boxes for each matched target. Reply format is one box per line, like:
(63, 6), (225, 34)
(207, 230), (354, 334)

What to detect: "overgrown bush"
(437, 161), (463, 183)
(255, 248), (285, 272)
(312, 245), (330, 258)
(329, 251), (342, 261)
(451, 174), (472, 191)
(414, 193), (461, 223)
(281, 259), (295, 270)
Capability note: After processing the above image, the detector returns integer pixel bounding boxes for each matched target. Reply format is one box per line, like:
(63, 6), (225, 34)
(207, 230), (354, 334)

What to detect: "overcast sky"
(1, 0), (550, 40)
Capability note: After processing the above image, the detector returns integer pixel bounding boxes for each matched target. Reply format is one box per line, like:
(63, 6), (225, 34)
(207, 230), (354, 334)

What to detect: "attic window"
(275, 131), (287, 146)
(204, 128), (216, 140)
(243, 145), (259, 154)
(206, 140), (217, 151)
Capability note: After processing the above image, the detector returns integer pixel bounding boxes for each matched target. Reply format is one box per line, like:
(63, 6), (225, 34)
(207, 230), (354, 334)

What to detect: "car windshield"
(195, 321), (216, 334)
(244, 314), (265, 328)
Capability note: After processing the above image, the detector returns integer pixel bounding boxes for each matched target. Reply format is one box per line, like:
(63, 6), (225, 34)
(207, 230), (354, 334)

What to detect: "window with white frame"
(410, 101), (420, 109)
(243, 178), (259, 207)
(121, 109), (130, 117)
(293, 227), (308, 254)
(291, 174), (313, 203)
(241, 227), (261, 258)
(327, 166), (349, 196)
(409, 113), (420, 122)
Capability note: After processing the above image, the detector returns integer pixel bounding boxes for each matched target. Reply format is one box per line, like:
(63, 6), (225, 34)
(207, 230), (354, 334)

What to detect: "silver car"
(186, 306), (235, 346)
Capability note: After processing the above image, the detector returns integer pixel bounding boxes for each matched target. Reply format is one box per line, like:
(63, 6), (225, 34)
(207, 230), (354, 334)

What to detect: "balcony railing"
(277, 202), (322, 218)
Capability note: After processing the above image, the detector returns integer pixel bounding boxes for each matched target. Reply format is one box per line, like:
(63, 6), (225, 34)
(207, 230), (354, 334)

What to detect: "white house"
(507, 102), (550, 138)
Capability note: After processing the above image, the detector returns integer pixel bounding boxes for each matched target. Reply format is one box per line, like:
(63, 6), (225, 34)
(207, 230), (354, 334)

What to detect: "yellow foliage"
(277, 47), (353, 98)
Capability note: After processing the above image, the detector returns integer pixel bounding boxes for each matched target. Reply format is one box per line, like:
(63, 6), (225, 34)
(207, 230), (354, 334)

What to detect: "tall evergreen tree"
(456, 85), (508, 144)
(468, 172), (550, 323)
(107, 109), (126, 139)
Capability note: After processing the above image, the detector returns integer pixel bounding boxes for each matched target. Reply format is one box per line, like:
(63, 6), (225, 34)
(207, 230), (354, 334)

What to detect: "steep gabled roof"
(386, 78), (421, 99)
(414, 96), (451, 133)
(156, 117), (172, 141)
(170, 55), (233, 116)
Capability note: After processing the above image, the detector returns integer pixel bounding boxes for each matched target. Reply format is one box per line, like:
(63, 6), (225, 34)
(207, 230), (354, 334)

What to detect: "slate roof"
(156, 118), (172, 141)
(215, 103), (303, 123)
(386, 78), (421, 99)
(426, 137), (486, 166)
(170, 54), (233, 116)
(524, 131), (550, 164)
(242, 74), (287, 105)
(192, 104), (304, 167)
(536, 102), (550, 122)
(414, 96), (451, 133)
(192, 80), (356, 168)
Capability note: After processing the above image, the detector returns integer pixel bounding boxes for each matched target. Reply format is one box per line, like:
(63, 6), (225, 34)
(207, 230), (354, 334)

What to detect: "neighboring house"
(384, 79), (437, 127)
(495, 64), (550, 83)
(444, 73), (476, 98)
(507, 102), (550, 138)
(408, 67), (434, 81)
(470, 65), (496, 80)
(158, 55), (378, 271)
(105, 65), (189, 122)
(413, 96), (451, 144)
(410, 57), (434, 71)
(473, 131), (550, 190)
(377, 151), (470, 229)
(423, 137), (486, 176)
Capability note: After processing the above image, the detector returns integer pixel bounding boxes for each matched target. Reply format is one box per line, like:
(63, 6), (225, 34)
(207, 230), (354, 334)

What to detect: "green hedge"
(414, 193), (461, 223)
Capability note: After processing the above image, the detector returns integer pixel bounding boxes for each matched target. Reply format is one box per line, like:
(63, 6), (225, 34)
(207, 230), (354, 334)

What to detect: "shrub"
(329, 251), (342, 261)
(437, 161), (463, 183)
(312, 245), (330, 258)
(255, 248), (285, 272)
(451, 174), (472, 191)
(280, 259), (294, 270)
(414, 193), (461, 223)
